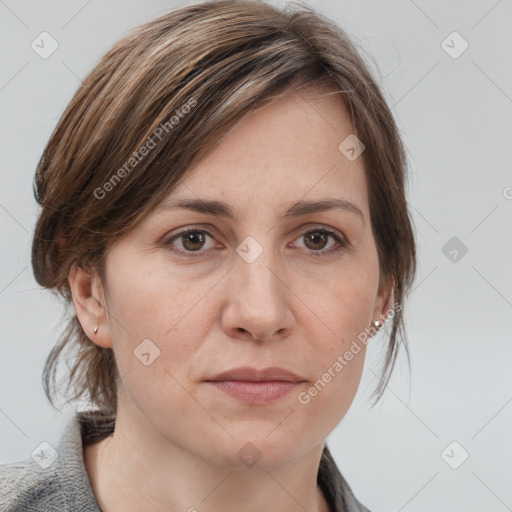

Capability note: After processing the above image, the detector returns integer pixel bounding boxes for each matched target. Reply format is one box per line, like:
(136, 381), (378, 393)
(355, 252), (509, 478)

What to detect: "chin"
(206, 431), (309, 471)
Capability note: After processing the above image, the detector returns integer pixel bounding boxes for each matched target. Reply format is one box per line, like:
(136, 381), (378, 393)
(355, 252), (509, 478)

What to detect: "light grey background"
(1, 1), (511, 511)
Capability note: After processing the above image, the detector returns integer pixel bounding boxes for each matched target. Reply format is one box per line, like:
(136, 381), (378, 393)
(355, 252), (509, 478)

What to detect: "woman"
(0, 1), (416, 511)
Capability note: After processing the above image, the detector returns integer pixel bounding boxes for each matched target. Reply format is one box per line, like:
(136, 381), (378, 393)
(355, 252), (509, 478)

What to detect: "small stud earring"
(93, 325), (99, 335)
(373, 320), (382, 329)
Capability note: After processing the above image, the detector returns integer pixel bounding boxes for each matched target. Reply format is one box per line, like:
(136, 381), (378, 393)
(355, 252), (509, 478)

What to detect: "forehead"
(160, 86), (369, 217)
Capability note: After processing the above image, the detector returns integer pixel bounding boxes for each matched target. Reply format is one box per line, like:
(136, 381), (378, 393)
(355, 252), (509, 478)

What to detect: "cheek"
(105, 250), (213, 339)
(292, 251), (378, 424)
(295, 283), (372, 434)
(296, 345), (366, 435)
(103, 254), (217, 387)
(303, 254), (379, 350)
(103, 259), (215, 436)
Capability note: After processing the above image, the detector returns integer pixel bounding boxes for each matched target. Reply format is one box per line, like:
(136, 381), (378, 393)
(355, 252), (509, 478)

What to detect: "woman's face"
(88, 86), (388, 469)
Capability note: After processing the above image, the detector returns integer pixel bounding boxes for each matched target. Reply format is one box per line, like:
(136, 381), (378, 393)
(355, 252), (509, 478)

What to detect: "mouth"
(205, 365), (307, 383)
(204, 366), (307, 404)
(205, 380), (304, 404)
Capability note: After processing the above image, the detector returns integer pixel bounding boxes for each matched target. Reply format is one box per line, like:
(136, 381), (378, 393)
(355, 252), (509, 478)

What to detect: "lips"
(205, 366), (307, 383)
(204, 366), (307, 404)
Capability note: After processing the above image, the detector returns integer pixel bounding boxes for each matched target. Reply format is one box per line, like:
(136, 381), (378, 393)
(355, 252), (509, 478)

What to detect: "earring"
(373, 320), (382, 329)
(93, 325), (99, 335)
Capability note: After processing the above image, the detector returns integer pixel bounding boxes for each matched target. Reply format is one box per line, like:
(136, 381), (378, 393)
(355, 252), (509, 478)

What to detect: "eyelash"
(163, 226), (348, 259)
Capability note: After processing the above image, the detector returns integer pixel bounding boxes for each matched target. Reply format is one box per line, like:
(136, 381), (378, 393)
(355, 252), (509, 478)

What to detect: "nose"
(220, 248), (295, 343)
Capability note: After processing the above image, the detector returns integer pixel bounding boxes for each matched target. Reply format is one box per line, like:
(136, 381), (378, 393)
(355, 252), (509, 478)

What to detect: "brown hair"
(33, 0), (415, 434)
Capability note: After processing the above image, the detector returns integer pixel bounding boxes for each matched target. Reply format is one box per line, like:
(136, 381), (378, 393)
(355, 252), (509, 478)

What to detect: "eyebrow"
(153, 197), (365, 225)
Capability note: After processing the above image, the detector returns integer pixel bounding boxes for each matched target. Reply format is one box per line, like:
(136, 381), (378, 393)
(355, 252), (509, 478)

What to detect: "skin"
(70, 84), (391, 512)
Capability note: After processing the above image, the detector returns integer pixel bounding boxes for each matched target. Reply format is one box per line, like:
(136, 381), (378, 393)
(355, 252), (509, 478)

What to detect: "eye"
(164, 228), (216, 257)
(292, 228), (347, 256)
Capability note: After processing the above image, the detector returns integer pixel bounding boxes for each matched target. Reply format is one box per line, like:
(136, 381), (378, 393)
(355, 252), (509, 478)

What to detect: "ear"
(371, 275), (395, 328)
(68, 262), (112, 349)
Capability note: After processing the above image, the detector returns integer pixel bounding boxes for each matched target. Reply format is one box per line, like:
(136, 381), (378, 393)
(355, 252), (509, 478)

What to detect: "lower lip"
(206, 380), (303, 404)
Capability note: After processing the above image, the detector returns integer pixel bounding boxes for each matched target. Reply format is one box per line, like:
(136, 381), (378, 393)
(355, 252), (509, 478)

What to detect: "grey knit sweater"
(0, 411), (371, 512)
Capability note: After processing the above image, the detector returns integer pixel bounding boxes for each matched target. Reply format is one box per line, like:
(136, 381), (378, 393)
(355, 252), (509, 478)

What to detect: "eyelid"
(289, 225), (349, 254)
(164, 225), (218, 251)
(291, 222), (347, 242)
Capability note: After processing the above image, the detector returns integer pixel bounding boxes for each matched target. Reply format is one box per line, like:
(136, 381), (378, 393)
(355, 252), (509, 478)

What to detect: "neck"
(83, 402), (331, 512)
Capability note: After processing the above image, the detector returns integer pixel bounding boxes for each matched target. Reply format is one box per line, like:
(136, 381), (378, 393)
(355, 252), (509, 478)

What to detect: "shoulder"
(0, 457), (66, 511)
(0, 410), (112, 512)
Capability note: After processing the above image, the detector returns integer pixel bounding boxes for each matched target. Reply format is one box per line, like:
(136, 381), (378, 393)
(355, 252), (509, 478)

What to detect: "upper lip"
(205, 366), (306, 382)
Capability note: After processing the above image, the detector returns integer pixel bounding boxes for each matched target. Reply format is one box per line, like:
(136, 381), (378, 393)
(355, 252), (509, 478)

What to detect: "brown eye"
(294, 228), (347, 256)
(165, 228), (216, 257)
(303, 230), (330, 251)
(181, 231), (207, 251)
